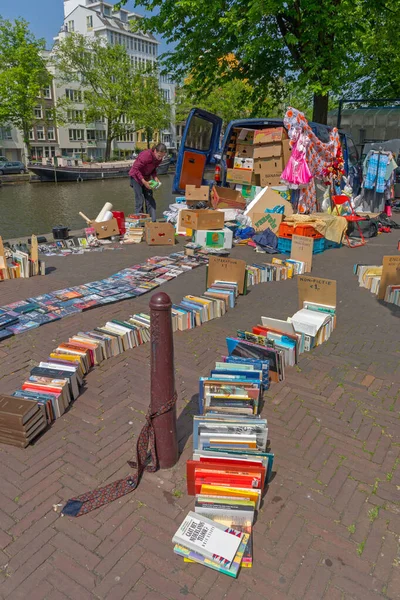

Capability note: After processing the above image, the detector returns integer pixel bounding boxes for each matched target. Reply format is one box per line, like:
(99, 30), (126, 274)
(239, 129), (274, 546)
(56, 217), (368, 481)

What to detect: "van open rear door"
(173, 108), (223, 194)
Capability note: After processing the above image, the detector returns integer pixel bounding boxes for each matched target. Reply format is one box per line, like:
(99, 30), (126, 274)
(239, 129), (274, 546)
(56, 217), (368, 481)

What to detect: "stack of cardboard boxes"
(226, 127), (291, 189)
(178, 186), (242, 250)
(253, 128), (291, 187)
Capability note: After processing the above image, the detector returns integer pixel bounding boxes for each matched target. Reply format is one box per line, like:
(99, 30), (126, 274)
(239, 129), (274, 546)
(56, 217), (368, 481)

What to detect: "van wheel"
(20, 169), (25, 174)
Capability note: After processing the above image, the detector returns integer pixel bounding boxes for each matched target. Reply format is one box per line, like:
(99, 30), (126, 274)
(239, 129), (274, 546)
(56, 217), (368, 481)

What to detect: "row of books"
(385, 285), (400, 306)
(4, 312), (154, 447)
(0, 252), (45, 280)
(246, 257), (306, 286)
(0, 252), (207, 338)
(172, 347), (274, 577)
(354, 263), (382, 295)
(172, 282), (238, 330)
(354, 263), (400, 307)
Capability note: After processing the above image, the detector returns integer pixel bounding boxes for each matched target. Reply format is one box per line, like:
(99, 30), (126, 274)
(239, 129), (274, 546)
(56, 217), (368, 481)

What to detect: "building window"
(104, 6), (111, 16)
(96, 130), (106, 141)
(67, 20), (75, 32)
(87, 130), (96, 141)
(134, 38), (137, 51)
(110, 32), (114, 44)
(37, 126), (45, 140)
(47, 127), (56, 141)
(69, 129), (85, 141)
(67, 109), (84, 123)
(34, 106), (43, 119)
(65, 89), (82, 102)
(161, 89), (171, 102)
(141, 132), (146, 142)
(0, 127), (13, 140)
(45, 109), (54, 121)
(29, 129), (35, 141)
(43, 86), (52, 99)
(86, 15), (93, 30)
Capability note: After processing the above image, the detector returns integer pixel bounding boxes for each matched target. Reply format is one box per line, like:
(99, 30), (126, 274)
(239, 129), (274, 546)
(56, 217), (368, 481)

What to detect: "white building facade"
(2, 1), (176, 162)
(54, 0), (176, 159)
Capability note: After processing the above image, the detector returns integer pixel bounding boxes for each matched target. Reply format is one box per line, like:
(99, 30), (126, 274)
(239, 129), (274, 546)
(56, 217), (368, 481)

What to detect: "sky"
(0, 0), (171, 54)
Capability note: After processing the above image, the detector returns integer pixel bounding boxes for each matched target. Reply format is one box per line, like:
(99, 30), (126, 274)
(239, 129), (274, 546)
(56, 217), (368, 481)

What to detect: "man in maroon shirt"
(129, 143), (167, 221)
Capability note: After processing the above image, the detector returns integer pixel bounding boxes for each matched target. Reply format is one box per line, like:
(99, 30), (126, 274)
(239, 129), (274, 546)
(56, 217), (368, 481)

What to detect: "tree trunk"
(105, 136), (112, 161)
(22, 126), (31, 164)
(312, 93), (329, 124)
(146, 127), (151, 149)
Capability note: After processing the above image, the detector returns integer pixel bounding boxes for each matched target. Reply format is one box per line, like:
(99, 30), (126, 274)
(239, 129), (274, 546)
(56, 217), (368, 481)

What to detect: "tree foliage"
(0, 16), (51, 159)
(53, 33), (170, 160)
(115, 0), (396, 124)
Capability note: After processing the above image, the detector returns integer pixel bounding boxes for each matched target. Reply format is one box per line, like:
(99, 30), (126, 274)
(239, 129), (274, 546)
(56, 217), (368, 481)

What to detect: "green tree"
(114, 0), (387, 124)
(0, 17), (51, 160)
(53, 33), (169, 160)
(133, 73), (171, 148)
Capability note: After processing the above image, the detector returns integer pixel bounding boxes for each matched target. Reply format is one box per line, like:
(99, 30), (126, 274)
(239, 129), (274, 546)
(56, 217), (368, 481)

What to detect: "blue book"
(224, 356), (269, 389)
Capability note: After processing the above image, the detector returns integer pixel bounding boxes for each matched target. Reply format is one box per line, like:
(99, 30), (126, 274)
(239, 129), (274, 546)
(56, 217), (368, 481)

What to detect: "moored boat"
(28, 156), (171, 183)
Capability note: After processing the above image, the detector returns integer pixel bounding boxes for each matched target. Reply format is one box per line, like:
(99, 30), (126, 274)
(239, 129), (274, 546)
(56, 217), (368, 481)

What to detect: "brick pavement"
(0, 227), (399, 600)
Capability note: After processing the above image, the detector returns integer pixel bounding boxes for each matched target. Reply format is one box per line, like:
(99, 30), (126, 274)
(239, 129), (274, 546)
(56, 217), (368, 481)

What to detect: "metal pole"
(149, 291), (178, 469)
(337, 98), (343, 130)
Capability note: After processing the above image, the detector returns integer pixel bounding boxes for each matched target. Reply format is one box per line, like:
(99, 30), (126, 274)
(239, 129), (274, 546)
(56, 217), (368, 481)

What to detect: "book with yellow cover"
(200, 484), (261, 510)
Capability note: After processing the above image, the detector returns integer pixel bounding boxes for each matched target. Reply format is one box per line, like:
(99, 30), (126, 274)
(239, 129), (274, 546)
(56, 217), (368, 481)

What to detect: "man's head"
(153, 143), (168, 160)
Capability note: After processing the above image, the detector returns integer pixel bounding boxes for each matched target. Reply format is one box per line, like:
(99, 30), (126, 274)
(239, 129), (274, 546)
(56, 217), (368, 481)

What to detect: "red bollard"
(149, 291), (178, 469)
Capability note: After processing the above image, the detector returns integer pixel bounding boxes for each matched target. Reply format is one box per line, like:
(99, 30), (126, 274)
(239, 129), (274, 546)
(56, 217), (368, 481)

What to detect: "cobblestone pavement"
(0, 227), (399, 600)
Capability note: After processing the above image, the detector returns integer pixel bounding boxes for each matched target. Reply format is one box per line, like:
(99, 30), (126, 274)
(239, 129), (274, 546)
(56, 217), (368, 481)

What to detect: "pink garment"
(281, 136), (313, 187)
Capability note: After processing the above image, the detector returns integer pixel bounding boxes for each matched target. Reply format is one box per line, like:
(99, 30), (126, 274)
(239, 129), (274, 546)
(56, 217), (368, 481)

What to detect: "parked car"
(0, 161), (28, 175)
(173, 108), (362, 196)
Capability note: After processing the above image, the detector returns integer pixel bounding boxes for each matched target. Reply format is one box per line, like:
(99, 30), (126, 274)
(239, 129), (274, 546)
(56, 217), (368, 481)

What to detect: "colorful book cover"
(174, 532), (249, 578)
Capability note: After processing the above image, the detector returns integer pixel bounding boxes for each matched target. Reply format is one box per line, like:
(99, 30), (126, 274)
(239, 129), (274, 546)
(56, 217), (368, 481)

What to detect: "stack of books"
(172, 352), (274, 577)
(247, 258), (305, 286)
(122, 228), (145, 244)
(289, 301), (336, 351)
(0, 395), (47, 447)
(385, 285), (400, 306)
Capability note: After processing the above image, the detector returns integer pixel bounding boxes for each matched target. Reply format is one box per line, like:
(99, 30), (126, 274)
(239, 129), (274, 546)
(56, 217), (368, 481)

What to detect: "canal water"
(0, 173), (176, 240)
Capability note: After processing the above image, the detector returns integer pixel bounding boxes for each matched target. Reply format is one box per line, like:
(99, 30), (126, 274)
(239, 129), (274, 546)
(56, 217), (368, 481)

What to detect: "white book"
(172, 511), (243, 565)
(290, 308), (330, 338)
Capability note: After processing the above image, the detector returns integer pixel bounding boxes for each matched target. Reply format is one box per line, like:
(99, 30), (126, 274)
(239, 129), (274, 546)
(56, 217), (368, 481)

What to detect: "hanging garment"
(364, 151), (389, 193)
(283, 107), (342, 213)
(281, 134), (313, 187)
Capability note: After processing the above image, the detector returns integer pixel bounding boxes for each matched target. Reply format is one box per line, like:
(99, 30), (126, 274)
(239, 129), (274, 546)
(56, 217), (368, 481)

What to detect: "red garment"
(129, 149), (162, 184)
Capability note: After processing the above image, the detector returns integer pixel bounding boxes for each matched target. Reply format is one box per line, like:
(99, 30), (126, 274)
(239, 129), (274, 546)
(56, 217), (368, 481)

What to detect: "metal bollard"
(149, 291), (178, 469)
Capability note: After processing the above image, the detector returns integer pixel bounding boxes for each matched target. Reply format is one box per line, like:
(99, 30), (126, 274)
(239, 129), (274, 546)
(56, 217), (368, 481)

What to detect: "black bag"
(347, 217), (378, 239)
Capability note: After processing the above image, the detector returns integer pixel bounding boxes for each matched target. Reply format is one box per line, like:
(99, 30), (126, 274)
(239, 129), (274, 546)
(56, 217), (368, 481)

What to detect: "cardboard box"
(253, 127), (288, 145)
(207, 256), (247, 294)
(260, 173), (283, 187)
(211, 186), (247, 210)
(178, 209), (224, 231)
(194, 228), (233, 250)
(145, 222), (175, 245)
(254, 140), (291, 175)
(93, 218), (120, 239)
(233, 156), (254, 171)
(233, 128), (254, 145)
(185, 185), (210, 203)
(244, 187), (293, 224)
(235, 184), (263, 201)
(235, 144), (254, 158)
(226, 168), (253, 185)
(251, 212), (283, 234)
